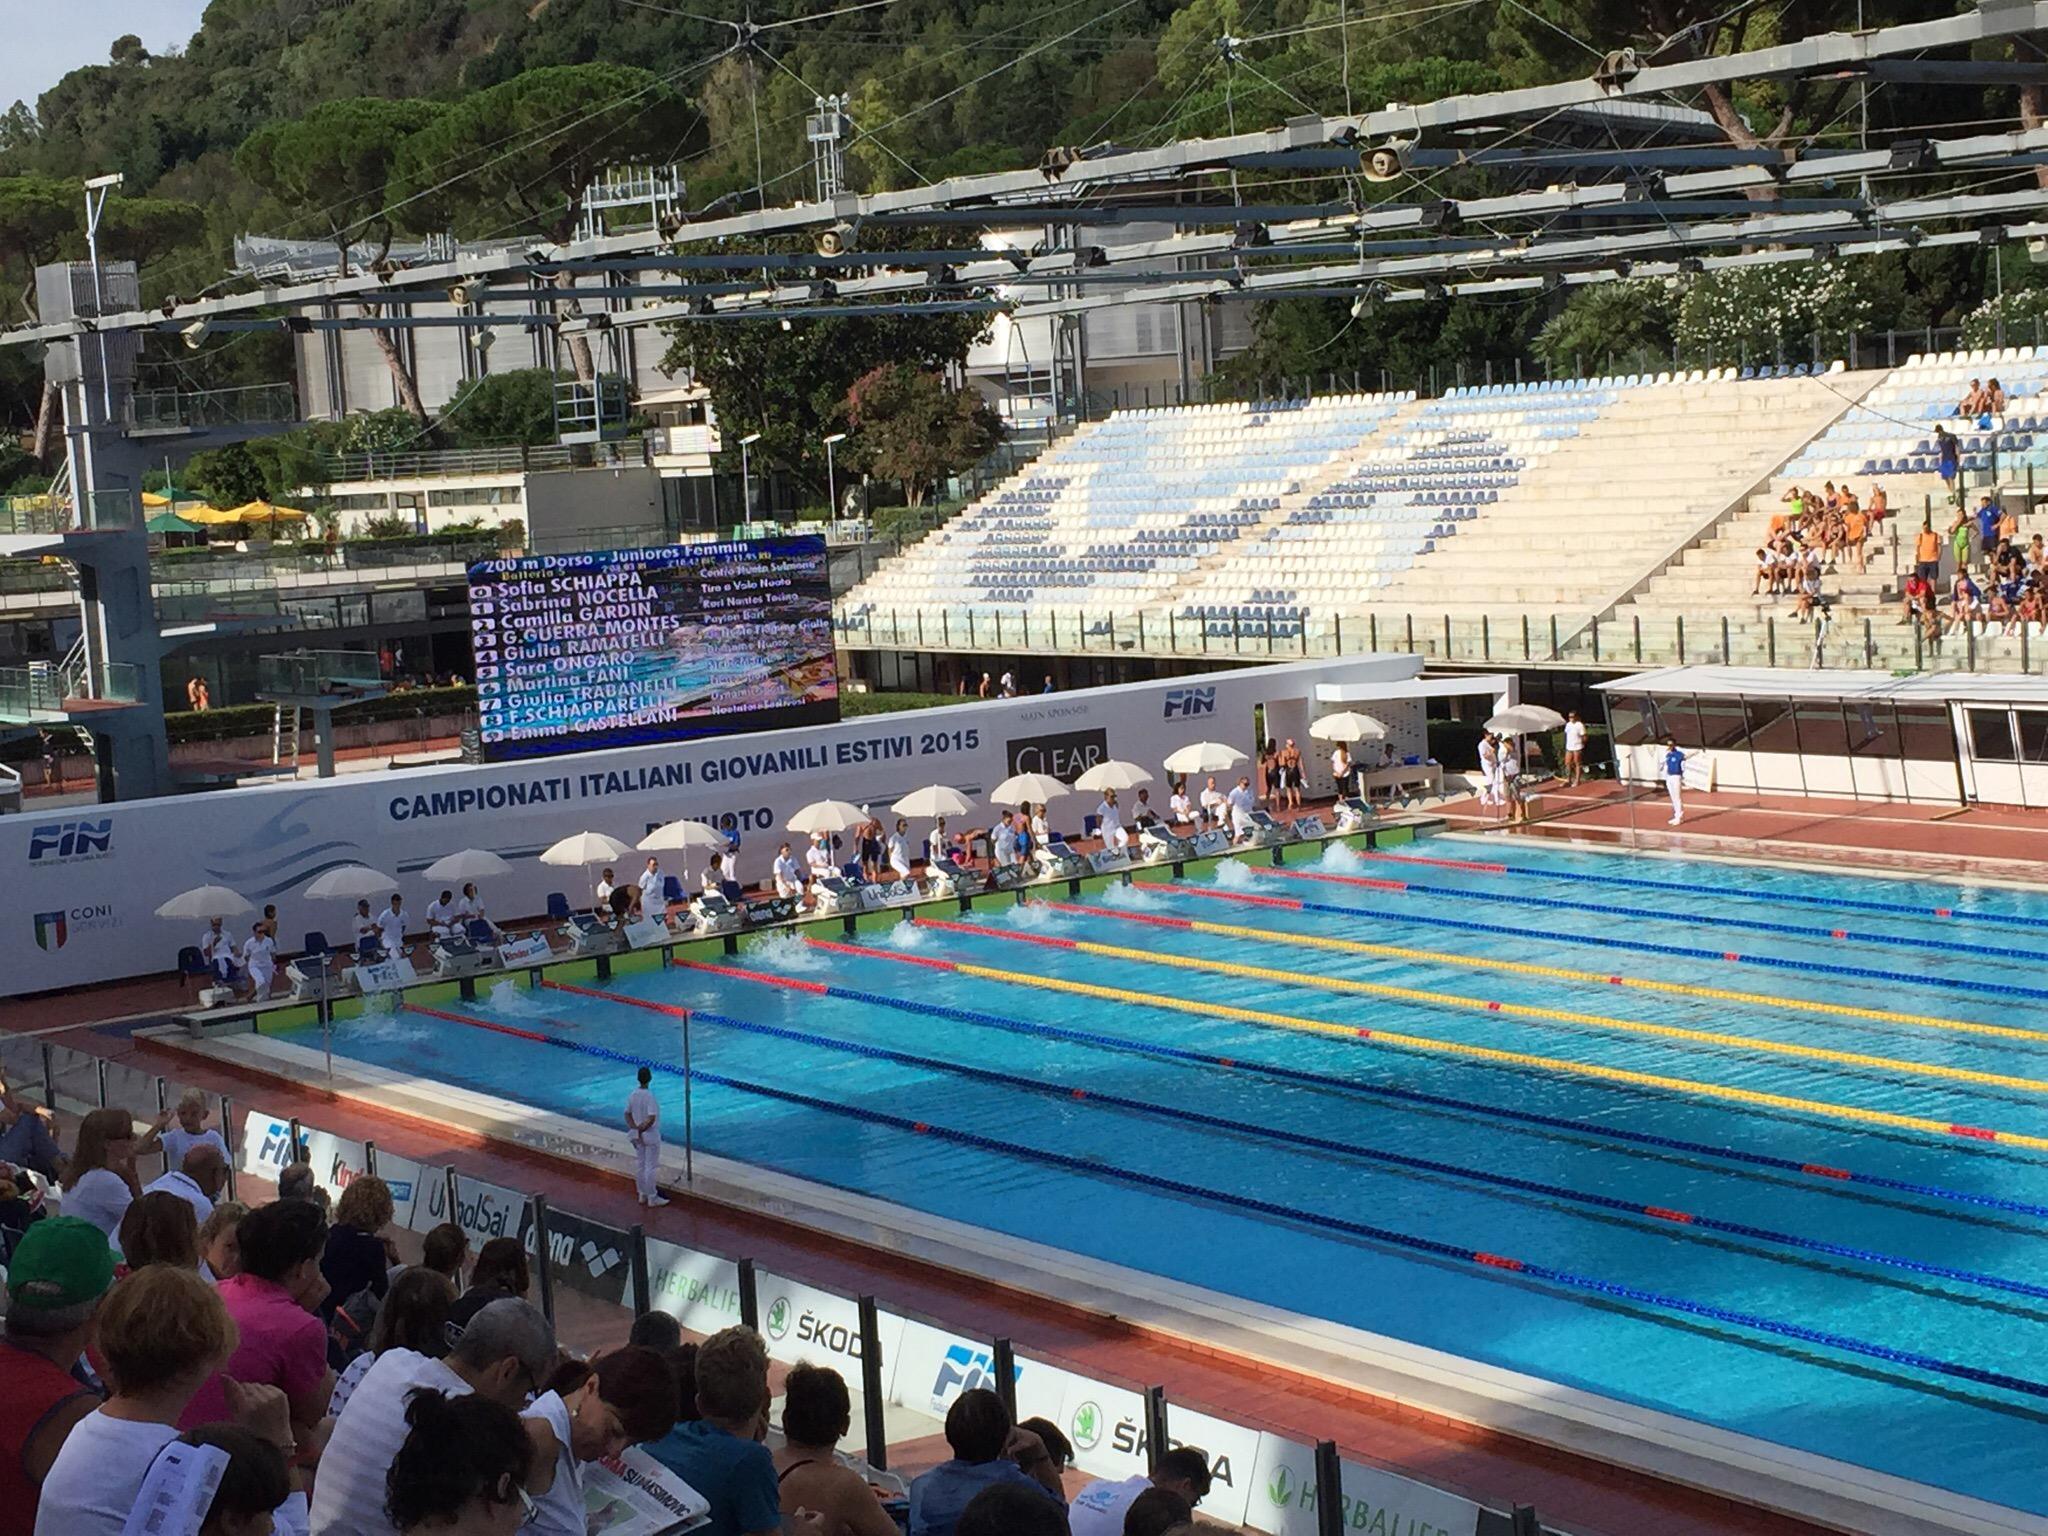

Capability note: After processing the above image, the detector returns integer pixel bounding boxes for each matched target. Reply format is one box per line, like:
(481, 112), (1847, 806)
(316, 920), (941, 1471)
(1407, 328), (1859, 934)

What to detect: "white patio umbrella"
(1162, 741), (1247, 775)
(636, 819), (731, 853)
(538, 831), (634, 868)
(1486, 704), (1567, 735)
(989, 772), (1072, 807)
(422, 848), (515, 882)
(1309, 712), (1388, 743)
(891, 785), (975, 819)
(303, 865), (400, 901)
(787, 799), (866, 836)
(154, 885), (255, 920)
(1074, 759), (1154, 793)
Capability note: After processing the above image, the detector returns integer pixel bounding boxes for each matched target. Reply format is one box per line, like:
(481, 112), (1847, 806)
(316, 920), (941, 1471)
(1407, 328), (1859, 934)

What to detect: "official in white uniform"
(240, 923), (277, 997)
(456, 881), (497, 936)
(886, 820), (913, 880)
(594, 868), (616, 914)
(1095, 792), (1129, 852)
(350, 899), (379, 953)
(992, 813), (1018, 867)
(1226, 776), (1256, 838)
(624, 1066), (666, 1207)
(1199, 776), (1227, 828)
(804, 834), (835, 882)
(701, 853), (727, 894)
(424, 890), (460, 938)
(772, 843), (805, 897)
(637, 858), (664, 913)
(198, 917), (236, 983)
(375, 896), (409, 959)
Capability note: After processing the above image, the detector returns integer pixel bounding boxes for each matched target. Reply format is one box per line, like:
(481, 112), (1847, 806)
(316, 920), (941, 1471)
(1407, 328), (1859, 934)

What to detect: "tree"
(1534, 281), (1681, 376)
(440, 369), (564, 448)
(187, 442), (269, 508)
(844, 365), (1001, 507)
(392, 64), (693, 381)
(237, 97), (448, 422)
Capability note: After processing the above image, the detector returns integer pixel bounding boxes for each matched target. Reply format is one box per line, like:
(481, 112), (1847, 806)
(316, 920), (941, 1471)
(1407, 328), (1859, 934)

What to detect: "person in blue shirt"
(1661, 735), (1687, 826)
(647, 1325), (824, 1536)
(908, 1388), (1065, 1536)
(1976, 495), (2001, 567)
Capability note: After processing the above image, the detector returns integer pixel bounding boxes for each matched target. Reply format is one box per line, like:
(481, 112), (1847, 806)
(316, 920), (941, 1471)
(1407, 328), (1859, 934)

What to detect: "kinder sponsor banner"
(644, 1235), (744, 1334)
(498, 933), (554, 967)
(1243, 1434), (1481, 1536)
(755, 1269), (907, 1388)
(1054, 1378), (1263, 1530)
(234, 1110), (422, 1219)
(409, 1167), (534, 1250)
(5, 656), (1422, 989)
(541, 1204), (633, 1307)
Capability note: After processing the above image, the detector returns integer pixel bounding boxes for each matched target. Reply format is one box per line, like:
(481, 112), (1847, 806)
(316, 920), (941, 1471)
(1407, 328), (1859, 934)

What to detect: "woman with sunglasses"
(386, 1389), (536, 1535)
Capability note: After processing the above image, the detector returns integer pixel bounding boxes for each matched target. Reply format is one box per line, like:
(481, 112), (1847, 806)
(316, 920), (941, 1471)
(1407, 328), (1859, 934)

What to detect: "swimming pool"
(293, 835), (2048, 1516)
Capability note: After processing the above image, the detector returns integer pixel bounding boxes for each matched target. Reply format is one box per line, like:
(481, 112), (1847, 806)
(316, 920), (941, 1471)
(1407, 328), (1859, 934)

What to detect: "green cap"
(7, 1216), (115, 1311)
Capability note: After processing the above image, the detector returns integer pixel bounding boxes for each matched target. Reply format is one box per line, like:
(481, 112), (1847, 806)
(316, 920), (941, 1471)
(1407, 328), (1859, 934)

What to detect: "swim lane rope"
(794, 931), (2048, 1153)
(666, 953), (2048, 1222)
(538, 977), (2048, 1304)
(1056, 892), (2048, 1047)
(1257, 865), (2030, 973)
(1348, 845), (2048, 931)
(911, 914), (2048, 1100)
(401, 995), (2048, 1405)
(1167, 876), (2048, 1004)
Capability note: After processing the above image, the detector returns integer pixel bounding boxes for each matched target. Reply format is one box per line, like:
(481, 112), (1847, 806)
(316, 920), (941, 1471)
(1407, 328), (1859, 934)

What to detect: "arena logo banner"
(540, 1205), (633, 1307)
(1, 655), (1438, 989)
(468, 537), (839, 763)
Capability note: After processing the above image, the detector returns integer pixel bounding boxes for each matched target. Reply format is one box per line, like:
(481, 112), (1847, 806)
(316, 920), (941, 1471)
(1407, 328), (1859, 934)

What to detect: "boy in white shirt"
(424, 890), (460, 938)
(772, 843), (806, 898)
(375, 895), (409, 959)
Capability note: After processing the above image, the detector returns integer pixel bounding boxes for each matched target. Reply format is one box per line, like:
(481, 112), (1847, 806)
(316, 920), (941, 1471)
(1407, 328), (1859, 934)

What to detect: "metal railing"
(257, 649), (384, 697)
(0, 488), (135, 536)
(319, 436), (650, 483)
(129, 383), (299, 434)
(0, 659), (138, 719)
(833, 601), (2040, 676)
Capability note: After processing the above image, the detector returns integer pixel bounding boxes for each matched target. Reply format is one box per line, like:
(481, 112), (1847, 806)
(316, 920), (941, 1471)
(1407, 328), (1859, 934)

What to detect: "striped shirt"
(308, 1350), (469, 1536)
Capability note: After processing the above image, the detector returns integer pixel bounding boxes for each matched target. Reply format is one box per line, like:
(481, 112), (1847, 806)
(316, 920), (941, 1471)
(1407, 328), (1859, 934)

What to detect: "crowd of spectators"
(1757, 481), (1885, 615)
(3, 1089), (1218, 1536)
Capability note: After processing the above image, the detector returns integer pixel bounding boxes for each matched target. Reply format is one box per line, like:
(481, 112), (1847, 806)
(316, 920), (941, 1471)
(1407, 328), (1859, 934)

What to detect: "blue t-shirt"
(1663, 747), (1685, 777)
(908, 1457), (1062, 1536)
(1979, 505), (2000, 543)
(646, 1421), (780, 1536)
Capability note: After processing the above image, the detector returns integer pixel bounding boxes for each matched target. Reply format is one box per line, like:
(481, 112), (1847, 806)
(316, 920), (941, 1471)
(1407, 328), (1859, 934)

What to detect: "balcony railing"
(833, 602), (2030, 677)
(0, 489), (135, 537)
(319, 436), (650, 483)
(129, 383), (299, 434)
(0, 658), (141, 720)
(258, 649), (384, 697)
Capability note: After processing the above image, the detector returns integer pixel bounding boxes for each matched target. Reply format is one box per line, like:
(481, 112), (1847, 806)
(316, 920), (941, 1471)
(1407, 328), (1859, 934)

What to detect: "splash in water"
(1003, 899), (1068, 930)
(1317, 841), (1367, 873)
(1211, 857), (1259, 889)
(486, 977), (547, 1016)
(880, 920), (931, 951)
(743, 928), (829, 973)
(1096, 878), (1152, 908)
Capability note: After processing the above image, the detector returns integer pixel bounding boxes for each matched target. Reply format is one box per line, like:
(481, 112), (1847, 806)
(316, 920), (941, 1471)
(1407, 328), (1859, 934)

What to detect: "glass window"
(1606, 695), (1652, 748)
(1968, 707), (2017, 762)
(1793, 700), (1850, 759)
(373, 590), (427, 624)
(1744, 697), (1799, 755)
(1895, 703), (1959, 761)
(1844, 700), (1896, 757)
(1695, 695), (1750, 751)
(2017, 711), (2048, 764)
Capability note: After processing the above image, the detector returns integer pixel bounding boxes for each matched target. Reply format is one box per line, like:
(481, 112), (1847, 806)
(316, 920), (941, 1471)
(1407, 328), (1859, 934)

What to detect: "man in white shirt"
(309, 1300), (559, 1536)
(991, 812), (1018, 867)
(142, 1143), (227, 1225)
(1067, 1449), (1213, 1536)
(885, 819), (913, 880)
(241, 922), (278, 997)
(623, 1066), (666, 1208)
(1563, 710), (1588, 787)
(594, 867), (616, 912)
(374, 895), (409, 959)
(1168, 783), (1194, 827)
(1198, 776), (1226, 829)
(637, 857), (664, 913)
(456, 882), (497, 937)
(1225, 776), (1256, 838)
(160, 1089), (230, 1169)
(804, 833), (836, 883)
(1095, 792), (1129, 852)
(424, 889), (460, 938)
(350, 900), (379, 953)
(773, 842), (806, 898)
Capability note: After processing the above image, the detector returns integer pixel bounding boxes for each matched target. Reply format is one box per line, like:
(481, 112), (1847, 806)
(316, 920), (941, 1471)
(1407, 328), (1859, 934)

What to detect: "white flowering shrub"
(1960, 287), (2048, 348)
(1674, 262), (1874, 363)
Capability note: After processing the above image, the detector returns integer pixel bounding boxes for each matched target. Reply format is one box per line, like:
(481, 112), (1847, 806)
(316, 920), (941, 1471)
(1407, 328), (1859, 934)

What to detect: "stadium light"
(823, 431), (848, 519)
(740, 431), (764, 519)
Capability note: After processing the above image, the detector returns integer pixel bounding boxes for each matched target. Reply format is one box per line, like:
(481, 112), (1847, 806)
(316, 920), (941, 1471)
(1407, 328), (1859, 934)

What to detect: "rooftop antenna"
(808, 95), (851, 203)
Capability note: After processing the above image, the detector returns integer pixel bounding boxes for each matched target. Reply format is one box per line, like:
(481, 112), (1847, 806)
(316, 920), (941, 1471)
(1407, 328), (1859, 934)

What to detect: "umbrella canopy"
(891, 785), (974, 819)
(303, 865), (400, 900)
(787, 799), (866, 836)
(989, 772), (1072, 807)
(1073, 759), (1154, 793)
(145, 510), (207, 535)
(636, 819), (731, 853)
(539, 832), (633, 867)
(422, 848), (516, 882)
(1487, 704), (1567, 734)
(184, 500), (308, 526)
(1162, 741), (1247, 775)
(154, 885), (256, 920)
(1309, 712), (1388, 744)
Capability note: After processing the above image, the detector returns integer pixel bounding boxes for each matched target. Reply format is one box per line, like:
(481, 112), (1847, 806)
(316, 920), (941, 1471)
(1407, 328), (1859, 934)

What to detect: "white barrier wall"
(11, 655), (1439, 991)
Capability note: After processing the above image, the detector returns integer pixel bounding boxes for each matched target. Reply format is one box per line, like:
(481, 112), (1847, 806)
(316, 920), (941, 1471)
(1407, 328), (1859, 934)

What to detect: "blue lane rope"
(1400, 847), (2048, 932)
(782, 968), (2048, 1222)
(1264, 867), (2026, 965)
(542, 986), (2048, 1305)
(405, 999), (2048, 1406)
(1191, 880), (2048, 1004)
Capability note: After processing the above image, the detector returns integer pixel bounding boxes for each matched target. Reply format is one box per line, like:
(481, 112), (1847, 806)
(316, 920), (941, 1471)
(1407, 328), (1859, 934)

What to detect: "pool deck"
(8, 799), (2036, 1536)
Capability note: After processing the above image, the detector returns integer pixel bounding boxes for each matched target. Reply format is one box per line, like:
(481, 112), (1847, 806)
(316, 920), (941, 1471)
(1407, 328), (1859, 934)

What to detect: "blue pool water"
(297, 836), (2048, 1514)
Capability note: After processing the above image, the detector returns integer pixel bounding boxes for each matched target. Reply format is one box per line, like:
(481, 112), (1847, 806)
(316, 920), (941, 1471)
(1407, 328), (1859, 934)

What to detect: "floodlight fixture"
(822, 432), (847, 445)
(180, 319), (212, 351)
(1360, 145), (1405, 183)
(740, 432), (763, 445)
(83, 173), (124, 191)
(1889, 139), (1937, 173)
(448, 283), (474, 307)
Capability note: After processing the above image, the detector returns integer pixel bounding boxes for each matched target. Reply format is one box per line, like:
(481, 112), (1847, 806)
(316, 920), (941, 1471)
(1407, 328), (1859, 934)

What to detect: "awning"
(1595, 665), (2048, 708)
(146, 511), (206, 535)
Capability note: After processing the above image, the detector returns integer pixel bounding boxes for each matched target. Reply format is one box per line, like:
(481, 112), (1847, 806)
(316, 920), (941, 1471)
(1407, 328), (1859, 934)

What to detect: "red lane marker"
(1722, 952), (1740, 962)
(548, 977), (696, 1012)
(1935, 907), (1954, 918)
(804, 937), (960, 973)
(1354, 1027), (1373, 1038)
(1165, 886), (1307, 911)
(1070, 1088), (1087, 1100)
(913, 1121), (930, 1133)
(666, 960), (829, 996)
(1644, 1206), (1695, 1224)
(1607, 976), (1624, 985)
(1472, 1252), (1525, 1271)
(1045, 901), (1195, 932)
(1259, 867), (1409, 893)
(409, 1002), (553, 1043)
(1800, 1163), (1853, 1180)
(1951, 1124), (1999, 1142)
(1485, 1001), (1502, 1011)
(917, 916), (1079, 951)
(1217, 1056), (1236, 1067)
(1357, 850), (1510, 874)
(1830, 929), (1848, 940)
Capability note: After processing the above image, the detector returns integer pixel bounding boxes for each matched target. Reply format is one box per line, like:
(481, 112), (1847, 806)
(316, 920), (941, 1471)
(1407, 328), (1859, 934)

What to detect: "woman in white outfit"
(886, 819), (913, 879)
(241, 921), (278, 997)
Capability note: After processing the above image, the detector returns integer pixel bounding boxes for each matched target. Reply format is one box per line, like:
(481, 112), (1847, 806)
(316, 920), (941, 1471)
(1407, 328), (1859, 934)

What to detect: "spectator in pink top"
(178, 1197), (335, 1446)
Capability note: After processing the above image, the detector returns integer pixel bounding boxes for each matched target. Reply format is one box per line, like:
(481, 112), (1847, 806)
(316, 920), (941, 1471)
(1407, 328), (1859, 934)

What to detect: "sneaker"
(1668, 815), (1683, 825)
(646, 1195), (670, 1208)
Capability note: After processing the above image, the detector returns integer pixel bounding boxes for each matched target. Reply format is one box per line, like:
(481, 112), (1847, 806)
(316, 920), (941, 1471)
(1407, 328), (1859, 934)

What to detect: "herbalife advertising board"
(1243, 1434), (1480, 1536)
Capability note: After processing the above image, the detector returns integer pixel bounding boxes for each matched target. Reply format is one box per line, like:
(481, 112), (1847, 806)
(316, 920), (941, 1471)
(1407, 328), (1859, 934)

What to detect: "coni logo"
(1068, 1400), (1103, 1451)
(765, 1296), (792, 1340)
